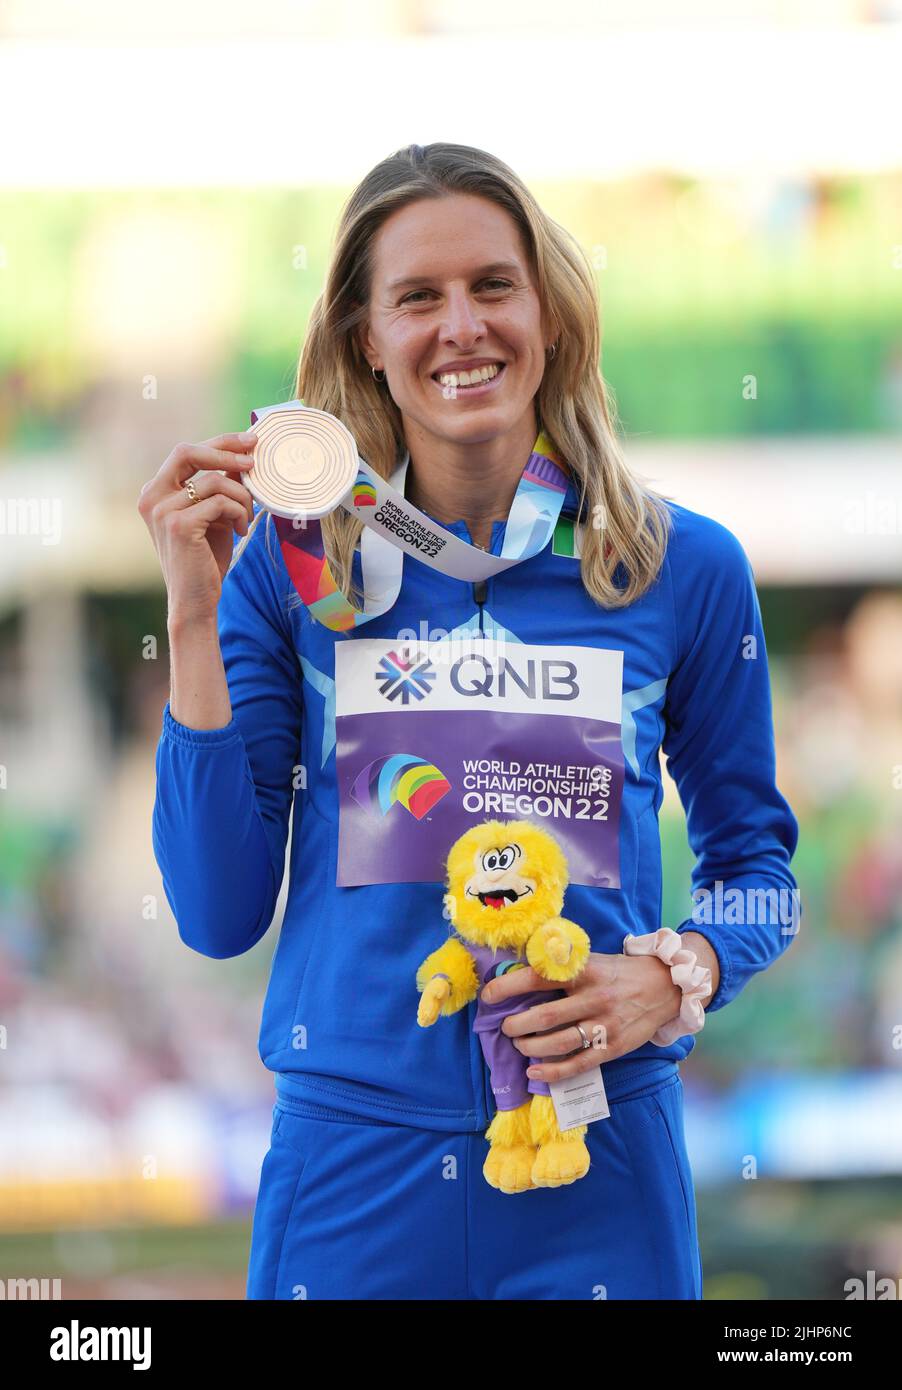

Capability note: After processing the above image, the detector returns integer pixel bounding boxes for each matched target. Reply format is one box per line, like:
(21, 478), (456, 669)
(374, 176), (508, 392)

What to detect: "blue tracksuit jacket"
(151, 472), (800, 1132)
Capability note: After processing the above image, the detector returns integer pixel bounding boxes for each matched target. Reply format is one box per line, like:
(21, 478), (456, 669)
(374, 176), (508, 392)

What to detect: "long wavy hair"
(231, 142), (673, 610)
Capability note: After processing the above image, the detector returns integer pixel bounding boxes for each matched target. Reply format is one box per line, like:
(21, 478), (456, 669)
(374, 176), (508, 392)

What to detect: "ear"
(354, 312), (379, 373)
(540, 305), (560, 353)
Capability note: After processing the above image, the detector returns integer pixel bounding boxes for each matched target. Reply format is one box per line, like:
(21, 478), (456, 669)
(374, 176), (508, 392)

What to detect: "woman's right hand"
(137, 430), (258, 627)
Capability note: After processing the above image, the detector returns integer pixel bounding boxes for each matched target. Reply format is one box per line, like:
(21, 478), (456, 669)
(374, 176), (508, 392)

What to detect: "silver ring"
(184, 478), (199, 504)
(575, 1022), (591, 1050)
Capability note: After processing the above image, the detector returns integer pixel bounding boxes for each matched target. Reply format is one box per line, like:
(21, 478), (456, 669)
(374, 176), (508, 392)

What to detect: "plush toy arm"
(526, 916), (591, 983)
(416, 938), (479, 1026)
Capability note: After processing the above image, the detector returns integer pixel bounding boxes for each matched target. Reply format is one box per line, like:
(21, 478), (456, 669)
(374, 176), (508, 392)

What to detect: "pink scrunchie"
(622, 927), (714, 1046)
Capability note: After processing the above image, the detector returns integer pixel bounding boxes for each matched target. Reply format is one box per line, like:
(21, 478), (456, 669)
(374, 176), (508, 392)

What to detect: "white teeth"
(437, 363), (502, 388)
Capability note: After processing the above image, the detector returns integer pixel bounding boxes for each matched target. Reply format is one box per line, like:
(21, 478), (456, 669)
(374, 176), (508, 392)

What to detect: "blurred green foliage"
(2, 173), (900, 448)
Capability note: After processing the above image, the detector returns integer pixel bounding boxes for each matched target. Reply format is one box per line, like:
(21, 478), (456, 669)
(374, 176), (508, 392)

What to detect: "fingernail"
(527, 1068), (542, 1078)
(239, 430), (257, 441)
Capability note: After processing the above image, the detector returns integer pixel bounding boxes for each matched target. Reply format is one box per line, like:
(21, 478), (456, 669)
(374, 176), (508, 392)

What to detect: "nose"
(439, 285), (486, 346)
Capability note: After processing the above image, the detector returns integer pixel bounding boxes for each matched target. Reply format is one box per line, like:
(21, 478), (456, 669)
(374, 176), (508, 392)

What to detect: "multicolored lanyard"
(249, 401), (570, 633)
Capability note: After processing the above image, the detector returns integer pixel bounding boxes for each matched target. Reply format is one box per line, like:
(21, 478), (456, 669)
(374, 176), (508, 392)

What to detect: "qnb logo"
(375, 648), (437, 704)
(450, 653), (579, 701)
(50, 1321), (151, 1371)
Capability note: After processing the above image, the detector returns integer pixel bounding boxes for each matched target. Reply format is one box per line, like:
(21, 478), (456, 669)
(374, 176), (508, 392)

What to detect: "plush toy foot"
(531, 1137), (590, 1187)
(483, 1102), (537, 1194)
(483, 1143), (537, 1194)
(528, 1093), (591, 1188)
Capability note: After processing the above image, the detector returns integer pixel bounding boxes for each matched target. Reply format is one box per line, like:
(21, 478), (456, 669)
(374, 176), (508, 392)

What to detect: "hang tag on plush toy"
(548, 1068), (610, 1131)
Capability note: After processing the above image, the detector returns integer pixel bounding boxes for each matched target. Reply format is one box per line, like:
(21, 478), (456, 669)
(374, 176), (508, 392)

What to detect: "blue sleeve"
(151, 512), (302, 958)
(661, 508), (801, 1012)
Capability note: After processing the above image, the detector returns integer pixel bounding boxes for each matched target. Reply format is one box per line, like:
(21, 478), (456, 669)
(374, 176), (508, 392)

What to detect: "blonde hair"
(232, 141), (673, 610)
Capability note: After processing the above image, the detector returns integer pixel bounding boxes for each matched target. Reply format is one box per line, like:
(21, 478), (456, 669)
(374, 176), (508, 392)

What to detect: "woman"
(139, 143), (799, 1300)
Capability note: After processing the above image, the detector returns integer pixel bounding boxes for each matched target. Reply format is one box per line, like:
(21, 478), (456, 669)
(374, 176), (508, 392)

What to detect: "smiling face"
(444, 819), (568, 951)
(467, 841), (536, 913)
(357, 193), (553, 450)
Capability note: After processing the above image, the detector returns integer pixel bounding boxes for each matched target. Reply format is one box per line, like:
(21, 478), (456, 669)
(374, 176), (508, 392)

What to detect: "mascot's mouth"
(477, 887), (531, 910)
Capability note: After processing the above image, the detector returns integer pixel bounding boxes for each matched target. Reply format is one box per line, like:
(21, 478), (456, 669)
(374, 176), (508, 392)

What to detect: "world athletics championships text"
(374, 501), (447, 555)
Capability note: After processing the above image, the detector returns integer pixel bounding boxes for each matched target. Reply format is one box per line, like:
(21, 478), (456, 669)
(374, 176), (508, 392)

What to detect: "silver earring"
(372, 365), (385, 383)
(547, 342), (557, 360)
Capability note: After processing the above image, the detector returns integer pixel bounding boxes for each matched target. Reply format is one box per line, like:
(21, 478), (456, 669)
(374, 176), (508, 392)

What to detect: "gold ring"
(184, 478), (199, 504)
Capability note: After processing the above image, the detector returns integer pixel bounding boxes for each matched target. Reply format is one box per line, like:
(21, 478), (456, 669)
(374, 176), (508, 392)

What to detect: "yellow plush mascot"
(416, 819), (593, 1194)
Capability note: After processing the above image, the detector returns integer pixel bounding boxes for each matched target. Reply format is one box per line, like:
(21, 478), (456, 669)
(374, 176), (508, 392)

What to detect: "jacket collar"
(390, 450), (585, 523)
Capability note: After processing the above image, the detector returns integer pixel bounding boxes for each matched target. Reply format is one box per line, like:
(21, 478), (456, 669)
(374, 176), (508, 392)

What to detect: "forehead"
(474, 841), (524, 859)
(370, 193), (530, 286)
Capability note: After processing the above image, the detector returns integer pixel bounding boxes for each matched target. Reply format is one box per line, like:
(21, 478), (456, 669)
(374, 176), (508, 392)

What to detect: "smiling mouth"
(432, 362), (506, 392)
(477, 887), (526, 910)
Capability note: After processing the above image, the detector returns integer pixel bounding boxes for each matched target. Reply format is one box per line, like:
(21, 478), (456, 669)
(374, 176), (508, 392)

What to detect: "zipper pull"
(472, 538), (488, 634)
(472, 577), (487, 638)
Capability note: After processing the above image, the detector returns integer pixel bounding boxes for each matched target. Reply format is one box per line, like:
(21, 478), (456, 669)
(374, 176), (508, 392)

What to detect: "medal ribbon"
(249, 401), (570, 633)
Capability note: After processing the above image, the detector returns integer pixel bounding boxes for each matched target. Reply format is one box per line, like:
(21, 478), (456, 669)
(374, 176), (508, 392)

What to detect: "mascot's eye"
(483, 847), (516, 871)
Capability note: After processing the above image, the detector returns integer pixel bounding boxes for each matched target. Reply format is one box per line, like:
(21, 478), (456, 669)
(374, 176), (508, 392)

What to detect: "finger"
(162, 438), (258, 489)
(140, 439), (257, 516)
(519, 1021), (608, 1059)
(500, 991), (590, 1039)
(479, 967), (554, 1004)
(162, 493), (250, 539)
(198, 430), (258, 453)
(160, 470), (255, 524)
(516, 1024), (588, 1059)
(527, 1045), (609, 1084)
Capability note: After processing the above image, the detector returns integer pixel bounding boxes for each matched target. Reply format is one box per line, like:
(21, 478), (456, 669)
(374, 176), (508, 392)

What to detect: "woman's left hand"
(479, 950), (685, 1081)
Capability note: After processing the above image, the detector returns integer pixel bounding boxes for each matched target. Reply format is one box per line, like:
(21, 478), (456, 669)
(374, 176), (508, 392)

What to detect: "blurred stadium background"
(1, 0), (901, 1300)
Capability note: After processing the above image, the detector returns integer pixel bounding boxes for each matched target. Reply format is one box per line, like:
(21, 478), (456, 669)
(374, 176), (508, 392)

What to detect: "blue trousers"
(246, 1060), (702, 1300)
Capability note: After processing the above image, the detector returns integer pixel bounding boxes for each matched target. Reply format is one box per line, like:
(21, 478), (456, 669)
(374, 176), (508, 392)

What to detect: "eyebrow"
(385, 260), (523, 293)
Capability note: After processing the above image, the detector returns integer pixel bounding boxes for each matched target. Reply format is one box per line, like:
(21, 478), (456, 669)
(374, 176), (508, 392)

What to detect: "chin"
(427, 405), (522, 445)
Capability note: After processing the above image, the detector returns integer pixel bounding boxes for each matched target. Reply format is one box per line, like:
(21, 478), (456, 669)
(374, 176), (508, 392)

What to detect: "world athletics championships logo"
(375, 648), (437, 704)
(351, 467), (377, 507)
(352, 480), (377, 507)
(350, 753), (451, 820)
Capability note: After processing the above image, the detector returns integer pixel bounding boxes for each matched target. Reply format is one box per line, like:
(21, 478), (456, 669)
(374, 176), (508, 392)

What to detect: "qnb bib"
(335, 637), (625, 891)
(246, 401), (570, 632)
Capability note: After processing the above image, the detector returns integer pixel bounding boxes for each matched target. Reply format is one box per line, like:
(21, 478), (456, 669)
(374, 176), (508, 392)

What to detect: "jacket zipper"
(471, 534), (491, 637)
(471, 551), (490, 1124)
(472, 577), (487, 636)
